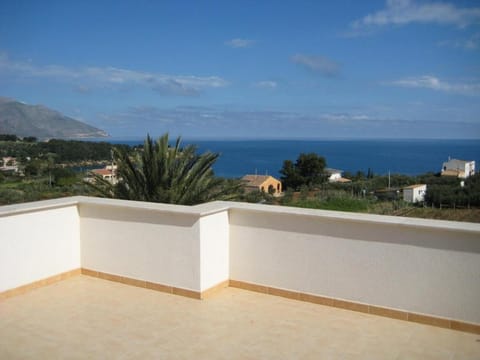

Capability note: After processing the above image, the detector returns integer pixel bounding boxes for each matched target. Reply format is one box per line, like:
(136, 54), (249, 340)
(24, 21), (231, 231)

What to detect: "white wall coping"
(1, 196), (479, 234)
(0, 197), (80, 218)
(0, 196), (230, 219)
(227, 201), (480, 234)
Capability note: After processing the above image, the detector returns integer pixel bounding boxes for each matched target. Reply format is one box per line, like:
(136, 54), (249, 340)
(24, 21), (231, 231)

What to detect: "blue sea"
(103, 138), (480, 179)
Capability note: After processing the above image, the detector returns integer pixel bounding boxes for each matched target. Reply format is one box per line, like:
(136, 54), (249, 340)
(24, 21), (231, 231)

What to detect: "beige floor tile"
(1, 276), (479, 359)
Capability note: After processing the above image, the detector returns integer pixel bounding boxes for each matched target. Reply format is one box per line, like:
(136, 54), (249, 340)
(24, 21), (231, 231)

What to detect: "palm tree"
(92, 134), (239, 205)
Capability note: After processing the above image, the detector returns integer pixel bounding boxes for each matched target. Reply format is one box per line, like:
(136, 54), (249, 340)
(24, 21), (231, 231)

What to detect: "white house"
(0, 157), (19, 173)
(325, 168), (351, 183)
(403, 184), (427, 203)
(441, 158), (475, 179)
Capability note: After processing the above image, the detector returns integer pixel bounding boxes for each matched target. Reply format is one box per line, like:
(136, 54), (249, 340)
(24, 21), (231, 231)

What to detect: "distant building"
(441, 158), (475, 179)
(0, 157), (19, 173)
(86, 165), (118, 184)
(325, 168), (351, 183)
(242, 175), (282, 196)
(403, 184), (427, 203)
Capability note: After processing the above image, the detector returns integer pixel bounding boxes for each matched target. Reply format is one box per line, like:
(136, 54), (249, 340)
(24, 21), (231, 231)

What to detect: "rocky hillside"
(0, 97), (108, 139)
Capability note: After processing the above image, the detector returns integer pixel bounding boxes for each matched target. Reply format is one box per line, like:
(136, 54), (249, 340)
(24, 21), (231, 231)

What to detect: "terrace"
(1, 196), (480, 358)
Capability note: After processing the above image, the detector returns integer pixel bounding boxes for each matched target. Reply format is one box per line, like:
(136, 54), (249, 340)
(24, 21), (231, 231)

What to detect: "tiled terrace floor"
(1, 276), (479, 360)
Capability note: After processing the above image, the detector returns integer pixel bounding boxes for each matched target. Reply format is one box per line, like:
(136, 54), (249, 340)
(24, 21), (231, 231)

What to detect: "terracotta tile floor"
(1, 276), (479, 359)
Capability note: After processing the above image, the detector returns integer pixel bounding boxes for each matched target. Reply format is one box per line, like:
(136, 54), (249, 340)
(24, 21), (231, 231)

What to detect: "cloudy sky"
(1, 0), (479, 139)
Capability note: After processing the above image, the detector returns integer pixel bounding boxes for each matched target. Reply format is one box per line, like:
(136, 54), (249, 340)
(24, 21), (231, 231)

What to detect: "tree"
(0, 134), (18, 141)
(279, 160), (302, 190)
(91, 134), (240, 205)
(280, 153), (327, 190)
(464, 173), (480, 206)
(45, 153), (57, 187)
(296, 153), (326, 185)
(425, 173), (480, 208)
(355, 171), (366, 181)
(24, 159), (43, 176)
(367, 168), (374, 179)
(52, 168), (77, 186)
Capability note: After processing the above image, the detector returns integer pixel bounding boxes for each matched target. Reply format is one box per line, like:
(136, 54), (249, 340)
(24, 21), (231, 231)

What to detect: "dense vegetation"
(422, 173), (480, 208)
(280, 153), (327, 190)
(0, 136), (128, 162)
(0, 134), (121, 204)
(0, 134), (21, 141)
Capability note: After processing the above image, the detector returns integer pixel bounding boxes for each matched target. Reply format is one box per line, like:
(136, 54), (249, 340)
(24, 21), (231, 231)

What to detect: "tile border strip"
(228, 279), (480, 335)
(0, 268), (81, 300)
(81, 268), (200, 299)
(81, 268), (228, 300)
(200, 279), (230, 299)
(2, 271), (479, 335)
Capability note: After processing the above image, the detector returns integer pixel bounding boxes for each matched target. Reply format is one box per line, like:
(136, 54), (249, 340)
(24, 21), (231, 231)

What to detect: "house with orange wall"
(241, 175), (282, 196)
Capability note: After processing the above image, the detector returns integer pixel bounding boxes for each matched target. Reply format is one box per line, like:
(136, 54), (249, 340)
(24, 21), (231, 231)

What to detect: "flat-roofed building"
(441, 158), (475, 179)
(403, 184), (427, 203)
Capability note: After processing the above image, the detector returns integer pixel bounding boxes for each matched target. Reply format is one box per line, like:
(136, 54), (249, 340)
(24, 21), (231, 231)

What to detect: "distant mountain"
(0, 97), (108, 139)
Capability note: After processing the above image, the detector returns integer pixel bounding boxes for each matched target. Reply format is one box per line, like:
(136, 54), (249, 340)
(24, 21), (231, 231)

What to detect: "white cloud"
(321, 113), (371, 122)
(73, 85), (92, 94)
(225, 38), (255, 48)
(291, 54), (340, 77)
(108, 107), (375, 130)
(389, 75), (480, 95)
(102, 105), (479, 139)
(439, 32), (480, 50)
(0, 53), (228, 95)
(254, 80), (278, 89)
(351, 0), (480, 33)
(91, 97), (480, 139)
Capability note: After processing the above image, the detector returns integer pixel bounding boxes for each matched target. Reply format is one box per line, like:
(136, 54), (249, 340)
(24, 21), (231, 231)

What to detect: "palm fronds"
(93, 133), (241, 205)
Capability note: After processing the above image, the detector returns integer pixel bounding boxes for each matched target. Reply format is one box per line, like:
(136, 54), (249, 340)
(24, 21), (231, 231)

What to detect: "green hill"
(0, 97), (108, 139)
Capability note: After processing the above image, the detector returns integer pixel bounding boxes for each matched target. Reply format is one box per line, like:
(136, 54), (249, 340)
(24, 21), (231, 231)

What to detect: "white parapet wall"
(0, 197), (232, 295)
(79, 198), (231, 293)
(0, 198), (81, 292)
(228, 203), (480, 324)
(198, 205), (230, 291)
(80, 198), (204, 292)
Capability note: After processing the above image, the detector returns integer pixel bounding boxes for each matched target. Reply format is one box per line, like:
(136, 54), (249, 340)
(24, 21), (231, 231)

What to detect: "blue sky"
(1, 0), (479, 139)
